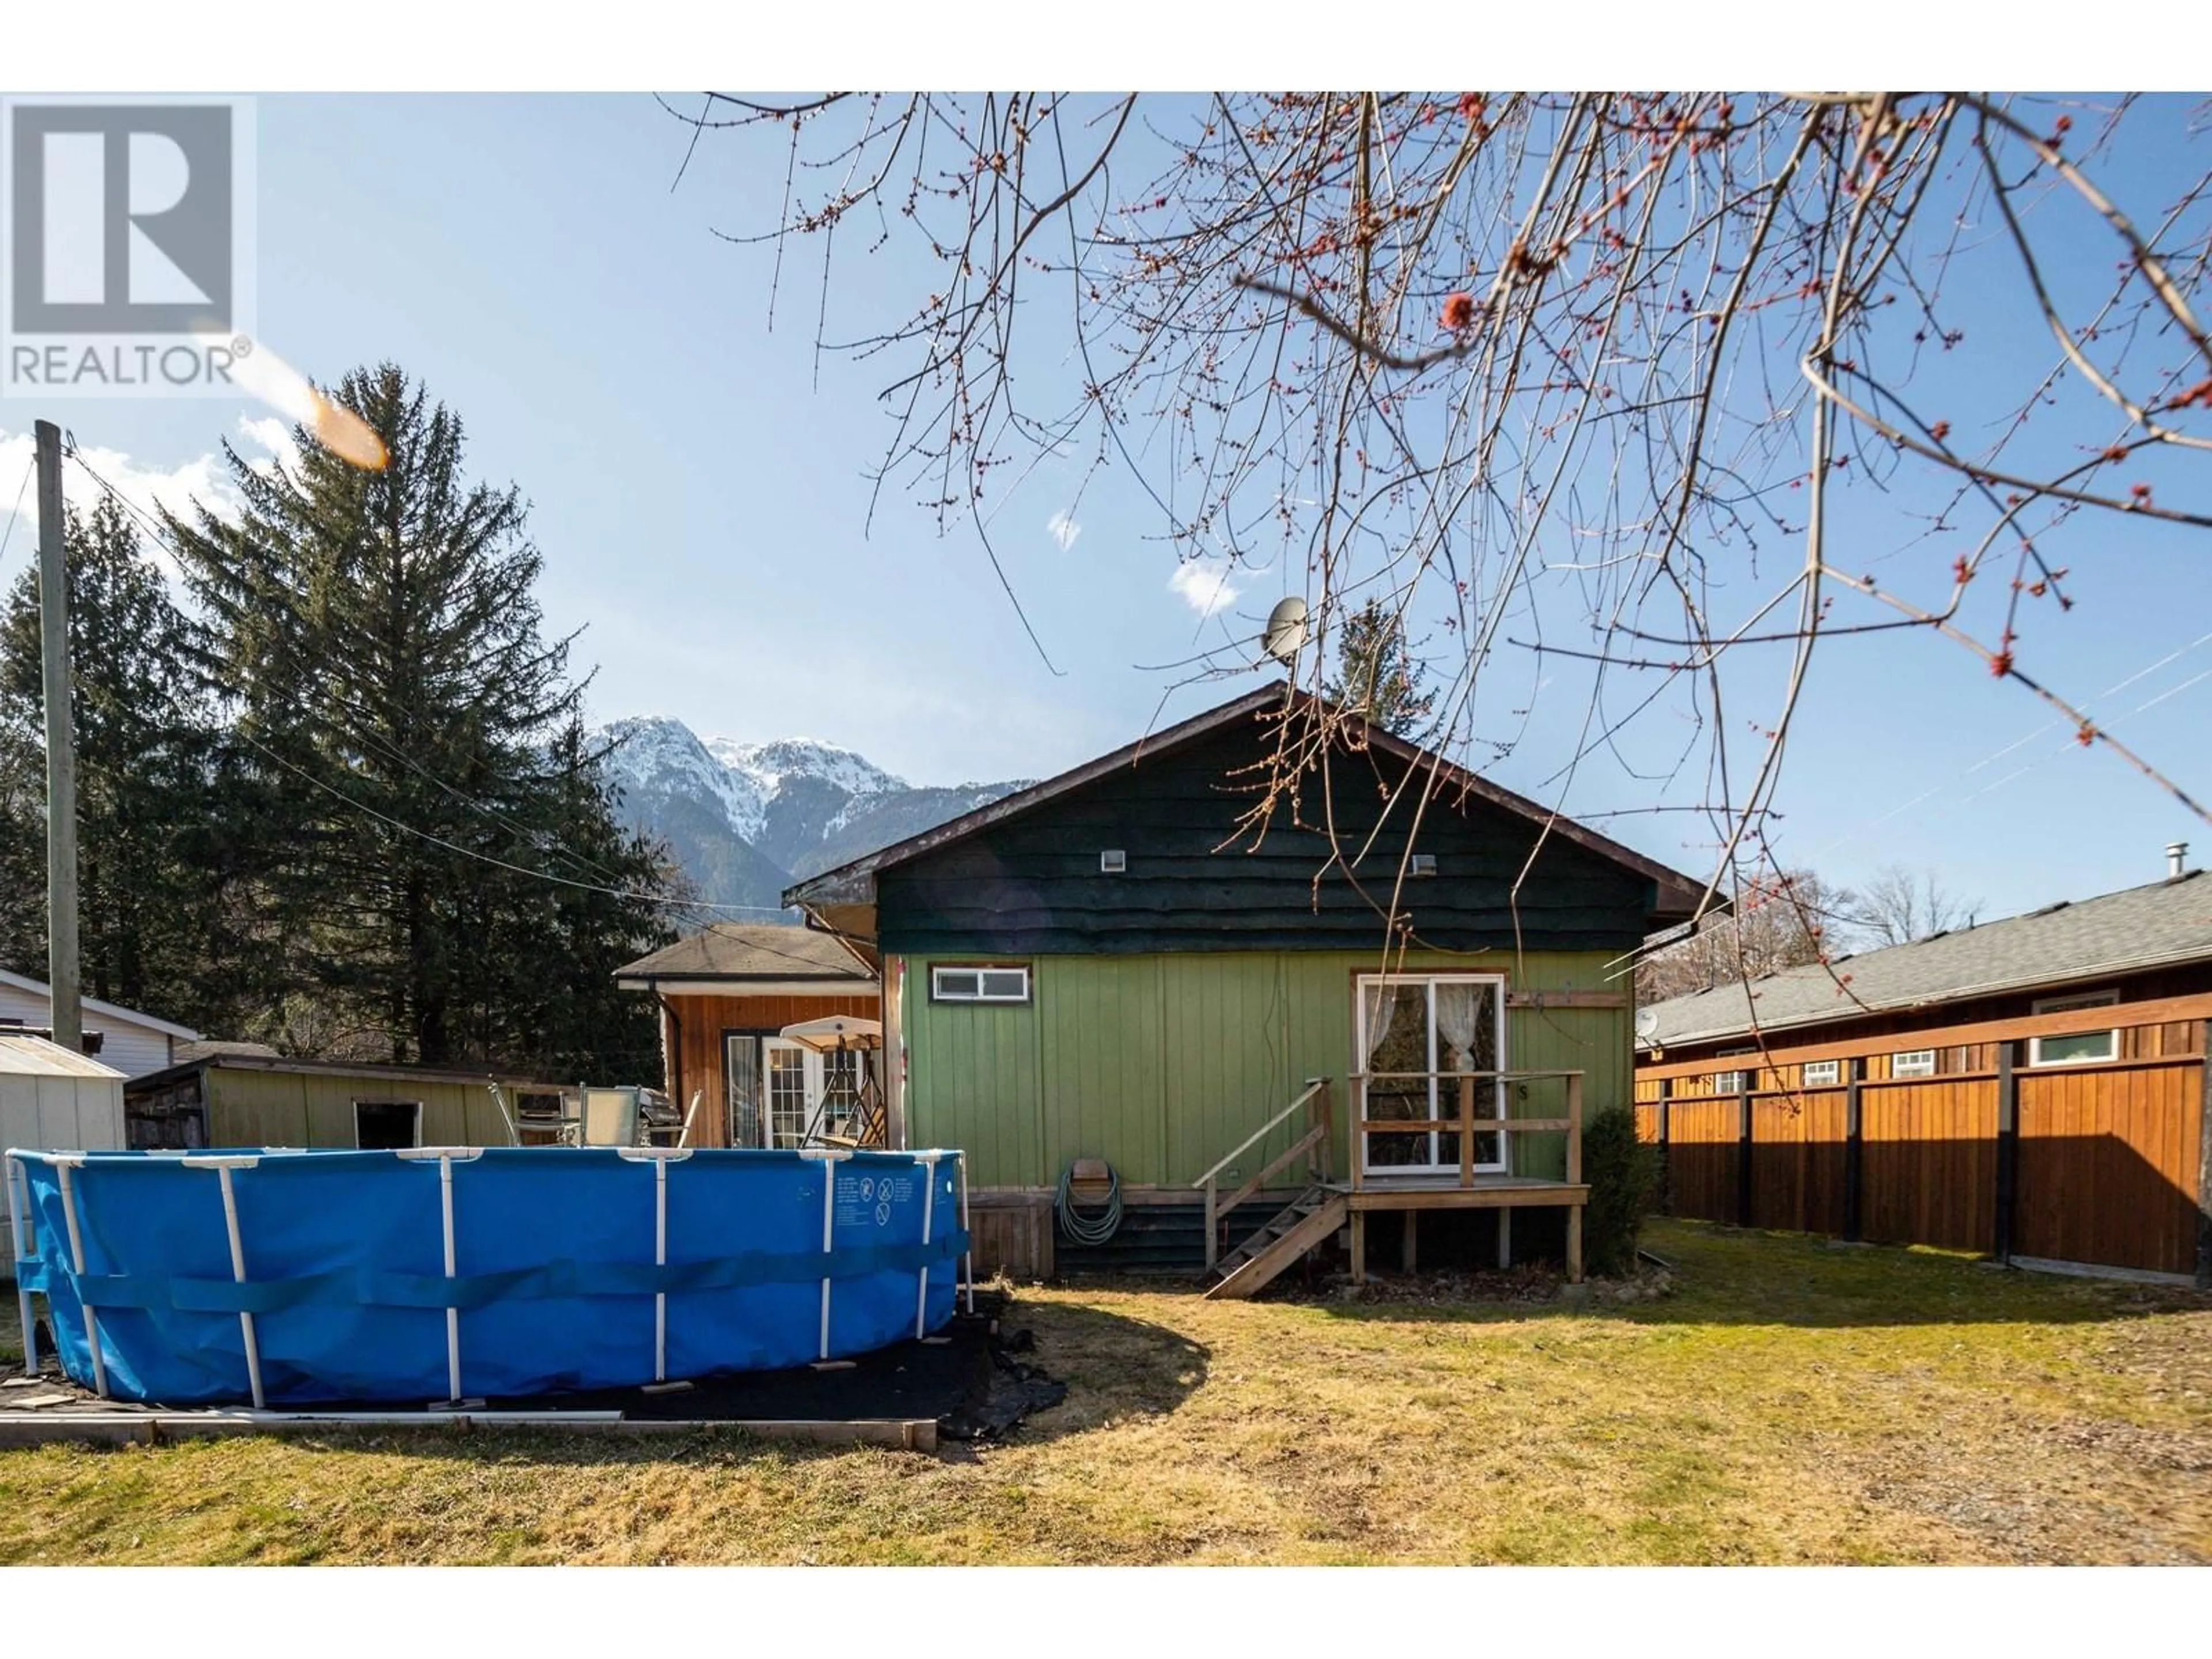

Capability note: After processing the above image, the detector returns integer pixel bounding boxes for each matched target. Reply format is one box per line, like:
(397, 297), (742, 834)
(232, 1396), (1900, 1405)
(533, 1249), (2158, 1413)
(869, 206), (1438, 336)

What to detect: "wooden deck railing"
(1348, 1069), (1584, 1194)
(1191, 1078), (1334, 1270)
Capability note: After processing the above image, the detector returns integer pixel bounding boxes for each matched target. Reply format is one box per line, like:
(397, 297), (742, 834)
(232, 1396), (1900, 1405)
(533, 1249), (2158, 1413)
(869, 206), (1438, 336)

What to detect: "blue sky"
(2, 92), (2207, 925)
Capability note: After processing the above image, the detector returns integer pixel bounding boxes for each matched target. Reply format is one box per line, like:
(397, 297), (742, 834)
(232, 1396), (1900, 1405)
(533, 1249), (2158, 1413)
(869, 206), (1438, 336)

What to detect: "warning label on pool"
(835, 1171), (913, 1230)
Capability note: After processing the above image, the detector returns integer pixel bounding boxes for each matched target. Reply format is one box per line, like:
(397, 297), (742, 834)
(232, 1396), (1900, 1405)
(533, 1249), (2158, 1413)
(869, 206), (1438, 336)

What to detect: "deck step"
(1205, 1186), (1349, 1300)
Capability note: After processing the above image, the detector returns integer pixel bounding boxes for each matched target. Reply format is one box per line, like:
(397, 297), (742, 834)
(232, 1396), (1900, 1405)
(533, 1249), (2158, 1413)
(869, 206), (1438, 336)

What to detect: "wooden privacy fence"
(1635, 994), (2212, 1285)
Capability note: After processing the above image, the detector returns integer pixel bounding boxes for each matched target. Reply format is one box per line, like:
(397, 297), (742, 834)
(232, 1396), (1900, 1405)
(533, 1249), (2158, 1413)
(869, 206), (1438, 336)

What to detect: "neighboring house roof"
(782, 683), (1705, 916)
(125, 1052), (543, 1094)
(613, 922), (877, 988)
(173, 1039), (284, 1065)
(0, 1032), (127, 1080)
(0, 967), (202, 1041)
(1640, 868), (2212, 1050)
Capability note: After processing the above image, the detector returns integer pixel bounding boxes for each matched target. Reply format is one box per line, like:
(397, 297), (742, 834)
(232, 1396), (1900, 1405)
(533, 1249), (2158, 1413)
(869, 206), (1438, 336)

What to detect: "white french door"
(1354, 974), (1508, 1175)
(730, 1038), (874, 1149)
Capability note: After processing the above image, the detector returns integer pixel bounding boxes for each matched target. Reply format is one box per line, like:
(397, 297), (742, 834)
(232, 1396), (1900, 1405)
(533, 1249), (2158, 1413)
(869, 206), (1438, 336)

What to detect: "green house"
(784, 686), (1699, 1287)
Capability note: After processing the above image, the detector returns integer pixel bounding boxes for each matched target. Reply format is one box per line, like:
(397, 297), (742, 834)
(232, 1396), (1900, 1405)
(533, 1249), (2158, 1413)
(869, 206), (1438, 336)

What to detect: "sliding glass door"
(1354, 974), (1506, 1175)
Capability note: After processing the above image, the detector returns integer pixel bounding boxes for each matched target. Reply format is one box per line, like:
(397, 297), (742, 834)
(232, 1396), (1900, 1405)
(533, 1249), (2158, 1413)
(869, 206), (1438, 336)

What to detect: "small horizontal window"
(2029, 988), (2119, 1066)
(1891, 1050), (1936, 1079)
(1802, 1059), (1840, 1087)
(932, 965), (1031, 1003)
(1711, 1071), (1744, 1095)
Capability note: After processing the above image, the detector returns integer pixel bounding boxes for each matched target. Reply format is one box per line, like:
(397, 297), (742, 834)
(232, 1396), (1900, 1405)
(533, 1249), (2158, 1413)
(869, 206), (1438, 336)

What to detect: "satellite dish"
(1261, 595), (1309, 665)
(1634, 1007), (1660, 1043)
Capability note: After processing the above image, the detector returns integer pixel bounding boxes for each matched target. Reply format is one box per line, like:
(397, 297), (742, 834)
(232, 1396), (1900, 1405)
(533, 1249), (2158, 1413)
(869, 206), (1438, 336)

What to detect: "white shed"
(1, 1034), (126, 1229)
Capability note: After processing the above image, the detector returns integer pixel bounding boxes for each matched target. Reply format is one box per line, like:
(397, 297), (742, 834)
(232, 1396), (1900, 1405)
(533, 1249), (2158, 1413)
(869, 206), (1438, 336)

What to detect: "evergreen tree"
(1327, 597), (1436, 736)
(164, 363), (676, 1072)
(0, 495), (232, 1027)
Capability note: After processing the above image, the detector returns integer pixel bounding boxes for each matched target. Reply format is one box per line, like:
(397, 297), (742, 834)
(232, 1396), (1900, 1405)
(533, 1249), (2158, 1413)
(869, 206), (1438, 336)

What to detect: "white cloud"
(0, 418), (296, 578)
(1046, 507), (1082, 552)
(1168, 555), (1243, 618)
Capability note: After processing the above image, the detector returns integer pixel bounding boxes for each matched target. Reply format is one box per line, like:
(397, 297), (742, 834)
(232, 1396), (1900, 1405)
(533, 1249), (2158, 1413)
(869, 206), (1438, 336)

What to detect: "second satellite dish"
(1262, 595), (1310, 664)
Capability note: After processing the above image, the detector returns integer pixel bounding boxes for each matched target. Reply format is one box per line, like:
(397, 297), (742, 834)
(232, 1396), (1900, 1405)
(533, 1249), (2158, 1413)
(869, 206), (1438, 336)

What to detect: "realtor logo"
(2, 96), (256, 397)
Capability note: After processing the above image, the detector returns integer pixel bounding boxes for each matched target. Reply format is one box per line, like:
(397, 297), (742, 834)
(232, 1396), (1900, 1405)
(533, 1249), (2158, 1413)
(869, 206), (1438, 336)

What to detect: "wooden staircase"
(1203, 1183), (1349, 1300)
(1192, 1078), (1343, 1301)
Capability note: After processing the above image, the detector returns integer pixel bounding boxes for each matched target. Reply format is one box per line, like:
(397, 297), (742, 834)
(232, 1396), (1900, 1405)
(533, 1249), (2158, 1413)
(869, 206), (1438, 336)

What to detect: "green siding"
(905, 948), (1631, 1189)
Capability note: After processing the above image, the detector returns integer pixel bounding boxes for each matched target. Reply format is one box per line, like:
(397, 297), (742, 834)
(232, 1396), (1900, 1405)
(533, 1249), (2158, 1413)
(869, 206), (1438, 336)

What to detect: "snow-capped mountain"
(593, 717), (1028, 916)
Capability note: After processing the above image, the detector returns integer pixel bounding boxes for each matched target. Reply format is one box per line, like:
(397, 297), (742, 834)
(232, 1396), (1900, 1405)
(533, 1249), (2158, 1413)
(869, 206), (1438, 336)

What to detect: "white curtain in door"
(1433, 982), (1486, 1075)
(1362, 982), (1401, 1067)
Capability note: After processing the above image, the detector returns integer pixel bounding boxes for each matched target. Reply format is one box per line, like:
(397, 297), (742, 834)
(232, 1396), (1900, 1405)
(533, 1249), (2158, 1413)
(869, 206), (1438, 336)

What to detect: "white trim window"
(1891, 1049), (1936, 1079)
(1802, 1059), (1841, 1087)
(1710, 1071), (1745, 1095)
(931, 965), (1031, 1003)
(2029, 988), (2121, 1067)
(354, 1099), (422, 1150)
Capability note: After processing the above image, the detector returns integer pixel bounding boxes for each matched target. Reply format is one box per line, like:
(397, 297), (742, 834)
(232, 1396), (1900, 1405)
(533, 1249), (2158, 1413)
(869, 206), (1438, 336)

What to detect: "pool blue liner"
(6, 1146), (967, 1407)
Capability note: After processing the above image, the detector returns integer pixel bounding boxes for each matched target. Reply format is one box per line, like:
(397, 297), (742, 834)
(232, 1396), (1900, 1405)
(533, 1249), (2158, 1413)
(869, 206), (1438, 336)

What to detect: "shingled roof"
(614, 923), (875, 987)
(1641, 868), (2212, 1050)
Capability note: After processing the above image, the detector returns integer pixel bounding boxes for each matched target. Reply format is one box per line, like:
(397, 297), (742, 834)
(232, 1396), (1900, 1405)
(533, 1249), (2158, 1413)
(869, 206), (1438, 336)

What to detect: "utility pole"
(34, 421), (78, 1055)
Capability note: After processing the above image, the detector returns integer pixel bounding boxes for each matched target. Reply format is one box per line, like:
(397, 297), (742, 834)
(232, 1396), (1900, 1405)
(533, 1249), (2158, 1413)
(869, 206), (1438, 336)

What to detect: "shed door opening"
(354, 1100), (422, 1150)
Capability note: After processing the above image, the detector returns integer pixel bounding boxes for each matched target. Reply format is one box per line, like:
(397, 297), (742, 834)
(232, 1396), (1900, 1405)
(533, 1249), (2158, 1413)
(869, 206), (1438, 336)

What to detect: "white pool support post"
(212, 1161), (266, 1410)
(51, 1157), (106, 1398)
(438, 1154), (461, 1404)
(913, 1152), (942, 1339)
(9, 1156), (37, 1375)
(653, 1156), (669, 1381)
(957, 1152), (974, 1314)
(799, 1147), (850, 1362)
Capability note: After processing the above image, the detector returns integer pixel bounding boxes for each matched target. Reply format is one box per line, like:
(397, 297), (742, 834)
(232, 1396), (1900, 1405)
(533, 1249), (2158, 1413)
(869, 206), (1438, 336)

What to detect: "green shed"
(123, 1048), (541, 1151)
(786, 685), (1700, 1287)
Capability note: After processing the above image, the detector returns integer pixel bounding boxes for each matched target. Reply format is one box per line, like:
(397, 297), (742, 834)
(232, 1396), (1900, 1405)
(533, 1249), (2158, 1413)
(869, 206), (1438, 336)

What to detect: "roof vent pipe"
(2169, 841), (2189, 879)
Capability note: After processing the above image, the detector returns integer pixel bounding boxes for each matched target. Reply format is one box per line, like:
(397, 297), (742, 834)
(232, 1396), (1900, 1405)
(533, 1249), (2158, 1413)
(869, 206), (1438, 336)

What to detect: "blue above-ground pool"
(5, 1146), (969, 1407)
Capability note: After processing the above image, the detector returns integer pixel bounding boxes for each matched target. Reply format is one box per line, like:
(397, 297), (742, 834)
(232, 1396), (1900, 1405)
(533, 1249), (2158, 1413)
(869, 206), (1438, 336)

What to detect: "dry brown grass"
(0, 1220), (2205, 1564)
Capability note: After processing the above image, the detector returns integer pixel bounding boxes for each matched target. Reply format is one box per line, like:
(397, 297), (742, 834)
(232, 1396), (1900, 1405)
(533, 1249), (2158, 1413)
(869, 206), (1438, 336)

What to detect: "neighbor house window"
(2029, 988), (2120, 1067)
(931, 965), (1031, 1003)
(1891, 1050), (1936, 1079)
(1710, 1071), (1745, 1094)
(1802, 1059), (1841, 1087)
(354, 1100), (422, 1150)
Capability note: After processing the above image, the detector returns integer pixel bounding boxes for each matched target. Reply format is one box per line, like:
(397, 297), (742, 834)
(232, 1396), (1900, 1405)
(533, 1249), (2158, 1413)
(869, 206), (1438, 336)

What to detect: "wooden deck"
(1194, 1071), (1593, 1296)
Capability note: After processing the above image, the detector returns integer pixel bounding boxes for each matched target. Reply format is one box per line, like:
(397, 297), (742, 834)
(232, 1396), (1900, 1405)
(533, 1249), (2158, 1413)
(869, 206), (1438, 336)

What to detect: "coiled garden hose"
(1054, 1161), (1123, 1246)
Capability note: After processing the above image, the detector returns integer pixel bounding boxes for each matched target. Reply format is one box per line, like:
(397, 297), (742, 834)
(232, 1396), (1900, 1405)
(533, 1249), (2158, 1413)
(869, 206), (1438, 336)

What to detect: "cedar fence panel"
(1860, 1077), (1998, 1253)
(1748, 1090), (1850, 1236)
(2016, 1059), (2202, 1275)
(1638, 1022), (2209, 1280)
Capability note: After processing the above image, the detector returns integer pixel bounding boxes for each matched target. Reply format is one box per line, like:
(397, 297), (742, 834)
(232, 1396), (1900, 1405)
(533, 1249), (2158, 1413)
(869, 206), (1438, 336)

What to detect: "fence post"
(1994, 1040), (2020, 1265)
(1736, 1081), (1755, 1227)
(1843, 1058), (1865, 1243)
(1656, 1081), (1673, 1218)
(2196, 1021), (2211, 1291)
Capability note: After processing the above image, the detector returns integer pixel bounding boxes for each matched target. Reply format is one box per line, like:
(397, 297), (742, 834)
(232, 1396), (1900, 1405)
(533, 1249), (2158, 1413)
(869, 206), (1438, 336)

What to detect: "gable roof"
(0, 967), (201, 1041)
(0, 1031), (127, 1080)
(783, 683), (1704, 916)
(614, 922), (876, 987)
(1641, 867), (2212, 1050)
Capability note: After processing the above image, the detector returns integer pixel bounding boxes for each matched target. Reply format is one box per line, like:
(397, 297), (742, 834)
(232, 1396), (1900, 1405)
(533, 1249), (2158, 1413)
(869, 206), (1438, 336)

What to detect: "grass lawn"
(0, 1219), (2205, 1565)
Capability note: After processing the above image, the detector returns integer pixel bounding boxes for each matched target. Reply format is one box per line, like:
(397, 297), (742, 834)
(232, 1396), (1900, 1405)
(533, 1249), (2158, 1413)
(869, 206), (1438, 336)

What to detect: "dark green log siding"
(876, 718), (1661, 957)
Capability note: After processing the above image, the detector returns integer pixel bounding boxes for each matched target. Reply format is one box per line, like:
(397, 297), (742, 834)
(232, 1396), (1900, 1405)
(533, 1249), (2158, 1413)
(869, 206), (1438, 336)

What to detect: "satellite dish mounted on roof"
(1261, 595), (1309, 667)
(1634, 1007), (1660, 1043)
